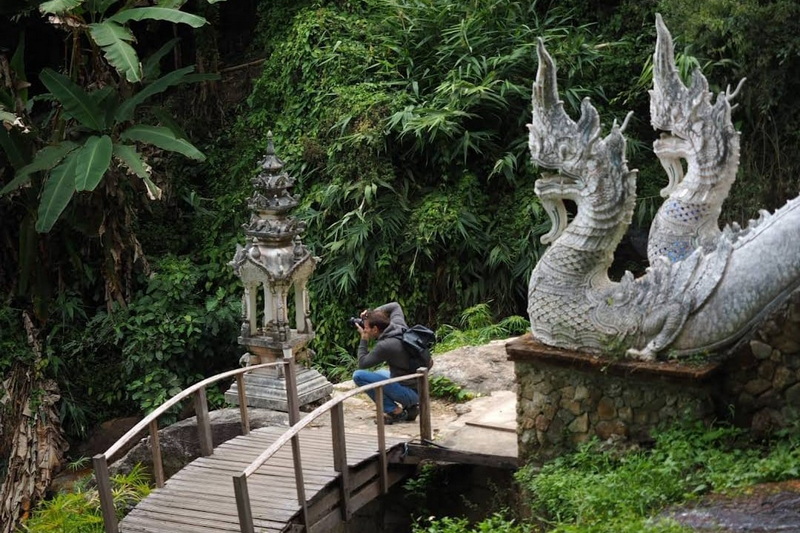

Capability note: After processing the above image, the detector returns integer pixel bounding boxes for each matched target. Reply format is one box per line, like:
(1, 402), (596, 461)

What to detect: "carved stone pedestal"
(507, 334), (722, 462)
(224, 361), (332, 411)
(225, 337), (333, 411)
(226, 135), (332, 413)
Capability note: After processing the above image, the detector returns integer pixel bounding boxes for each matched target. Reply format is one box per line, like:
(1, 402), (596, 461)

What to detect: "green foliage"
(429, 375), (474, 403)
(49, 255), (241, 430)
(12, 61), (208, 232)
(413, 512), (527, 533)
(100, 255), (240, 414)
(383, 0), (609, 173)
(0, 0), (241, 439)
(22, 463), (151, 532)
(0, 0), (222, 332)
(434, 303), (528, 354)
(206, 0), (625, 377)
(657, 0), (800, 220)
(403, 462), (443, 517)
(0, 305), (34, 374)
(516, 422), (800, 532)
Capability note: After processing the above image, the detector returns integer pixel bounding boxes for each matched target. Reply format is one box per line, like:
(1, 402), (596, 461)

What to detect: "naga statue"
(526, 15), (800, 361)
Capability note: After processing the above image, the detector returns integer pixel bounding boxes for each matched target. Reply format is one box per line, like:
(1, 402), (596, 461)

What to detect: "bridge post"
(331, 402), (352, 520)
(233, 473), (255, 533)
(148, 419), (165, 487)
(418, 368), (432, 442)
(284, 351), (300, 425)
(375, 387), (388, 494)
(92, 455), (119, 533)
(284, 352), (309, 527)
(194, 385), (213, 457)
(236, 374), (250, 435)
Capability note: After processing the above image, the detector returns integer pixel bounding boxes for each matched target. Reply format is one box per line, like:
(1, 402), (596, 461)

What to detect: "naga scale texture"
(526, 15), (800, 361)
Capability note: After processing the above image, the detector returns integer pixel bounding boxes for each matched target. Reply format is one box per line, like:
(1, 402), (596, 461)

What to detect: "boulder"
(110, 408), (289, 479)
(430, 338), (517, 395)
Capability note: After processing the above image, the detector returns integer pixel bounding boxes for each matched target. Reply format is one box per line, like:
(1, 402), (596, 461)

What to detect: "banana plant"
(0, 64), (211, 232)
(0, 0), (223, 233)
(38, 0), (223, 82)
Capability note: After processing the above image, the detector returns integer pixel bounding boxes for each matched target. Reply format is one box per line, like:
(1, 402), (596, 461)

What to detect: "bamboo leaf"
(36, 152), (78, 233)
(40, 69), (105, 130)
(39, 0), (84, 14)
(112, 143), (150, 178)
(1, 142), (79, 196)
(108, 7), (207, 28)
(115, 66), (195, 123)
(88, 22), (142, 83)
(75, 135), (113, 191)
(120, 125), (205, 161)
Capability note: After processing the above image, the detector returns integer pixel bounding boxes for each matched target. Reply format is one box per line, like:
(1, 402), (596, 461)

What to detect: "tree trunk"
(0, 311), (69, 533)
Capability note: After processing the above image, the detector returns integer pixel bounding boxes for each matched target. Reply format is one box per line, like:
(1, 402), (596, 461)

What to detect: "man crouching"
(352, 302), (419, 424)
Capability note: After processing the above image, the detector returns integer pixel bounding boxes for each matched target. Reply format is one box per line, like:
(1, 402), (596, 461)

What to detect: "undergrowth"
(22, 464), (152, 533)
(429, 376), (475, 403)
(413, 512), (527, 533)
(516, 421), (800, 533)
(434, 303), (529, 355)
(408, 421), (800, 533)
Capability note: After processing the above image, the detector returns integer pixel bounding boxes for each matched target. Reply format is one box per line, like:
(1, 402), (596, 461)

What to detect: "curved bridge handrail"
(233, 367), (432, 533)
(93, 360), (287, 533)
(242, 372), (424, 478)
(100, 361), (285, 461)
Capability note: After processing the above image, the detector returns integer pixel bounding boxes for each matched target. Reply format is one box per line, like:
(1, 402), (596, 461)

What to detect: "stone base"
(225, 364), (333, 411)
(509, 290), (800, 461)
(507, 334), (722, 462)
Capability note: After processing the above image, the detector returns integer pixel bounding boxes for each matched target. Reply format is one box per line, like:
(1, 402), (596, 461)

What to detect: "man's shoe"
(384, 409), (410, 425)
(405, 404), (419, 422)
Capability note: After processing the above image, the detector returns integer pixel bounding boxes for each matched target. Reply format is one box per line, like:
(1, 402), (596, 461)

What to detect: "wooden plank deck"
(120, 426), (409, 533)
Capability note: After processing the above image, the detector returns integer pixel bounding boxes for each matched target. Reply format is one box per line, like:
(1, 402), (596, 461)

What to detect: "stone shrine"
(225, 133), (332, 410)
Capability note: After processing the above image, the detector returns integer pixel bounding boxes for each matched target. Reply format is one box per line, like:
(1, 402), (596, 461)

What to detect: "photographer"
(352, 302), (419, 424)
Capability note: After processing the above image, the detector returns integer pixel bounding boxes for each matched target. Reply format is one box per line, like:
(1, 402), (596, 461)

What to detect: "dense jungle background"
(2, 0), (800, 529)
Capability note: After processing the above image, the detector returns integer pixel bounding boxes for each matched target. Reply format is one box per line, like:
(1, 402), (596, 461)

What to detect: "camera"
(347, 316), (364, 328)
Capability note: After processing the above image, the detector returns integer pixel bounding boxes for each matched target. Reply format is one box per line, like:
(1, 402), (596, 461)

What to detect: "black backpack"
(398, 325), (435, 371)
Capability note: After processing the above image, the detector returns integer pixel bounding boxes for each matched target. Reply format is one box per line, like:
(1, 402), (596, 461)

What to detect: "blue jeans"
(352, 369), (419, 414)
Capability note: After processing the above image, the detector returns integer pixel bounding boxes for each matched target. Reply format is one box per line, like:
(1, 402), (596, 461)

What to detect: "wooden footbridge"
(92, 358), (516, 533)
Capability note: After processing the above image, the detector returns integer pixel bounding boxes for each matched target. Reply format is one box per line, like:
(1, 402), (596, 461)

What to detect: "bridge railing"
(92, 360), (288, 533)
(233, 367), (431, 533)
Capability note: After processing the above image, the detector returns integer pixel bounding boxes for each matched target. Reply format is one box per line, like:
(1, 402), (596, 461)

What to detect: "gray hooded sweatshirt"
(356, 302), (417, 388)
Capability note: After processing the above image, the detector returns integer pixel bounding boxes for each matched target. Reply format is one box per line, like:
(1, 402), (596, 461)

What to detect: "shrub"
(516, 421), (800, 532)
(22, 464), (151, 532)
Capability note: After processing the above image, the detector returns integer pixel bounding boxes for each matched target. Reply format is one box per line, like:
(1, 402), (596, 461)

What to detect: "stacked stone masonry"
(512, 290), (800, 462)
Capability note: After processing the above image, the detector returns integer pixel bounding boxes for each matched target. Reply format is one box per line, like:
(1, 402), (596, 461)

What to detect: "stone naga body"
(526, 15), (800, 361)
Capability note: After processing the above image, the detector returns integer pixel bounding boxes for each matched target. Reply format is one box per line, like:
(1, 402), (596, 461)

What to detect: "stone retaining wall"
(721, 290), (800, 434)
(510, 291), (800, 462)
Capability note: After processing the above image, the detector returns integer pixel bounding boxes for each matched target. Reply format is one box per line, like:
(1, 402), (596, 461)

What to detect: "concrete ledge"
(506, 333), (722, 383)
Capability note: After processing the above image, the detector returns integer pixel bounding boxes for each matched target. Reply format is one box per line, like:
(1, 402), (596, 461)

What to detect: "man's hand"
(356, 322), (370, 341)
